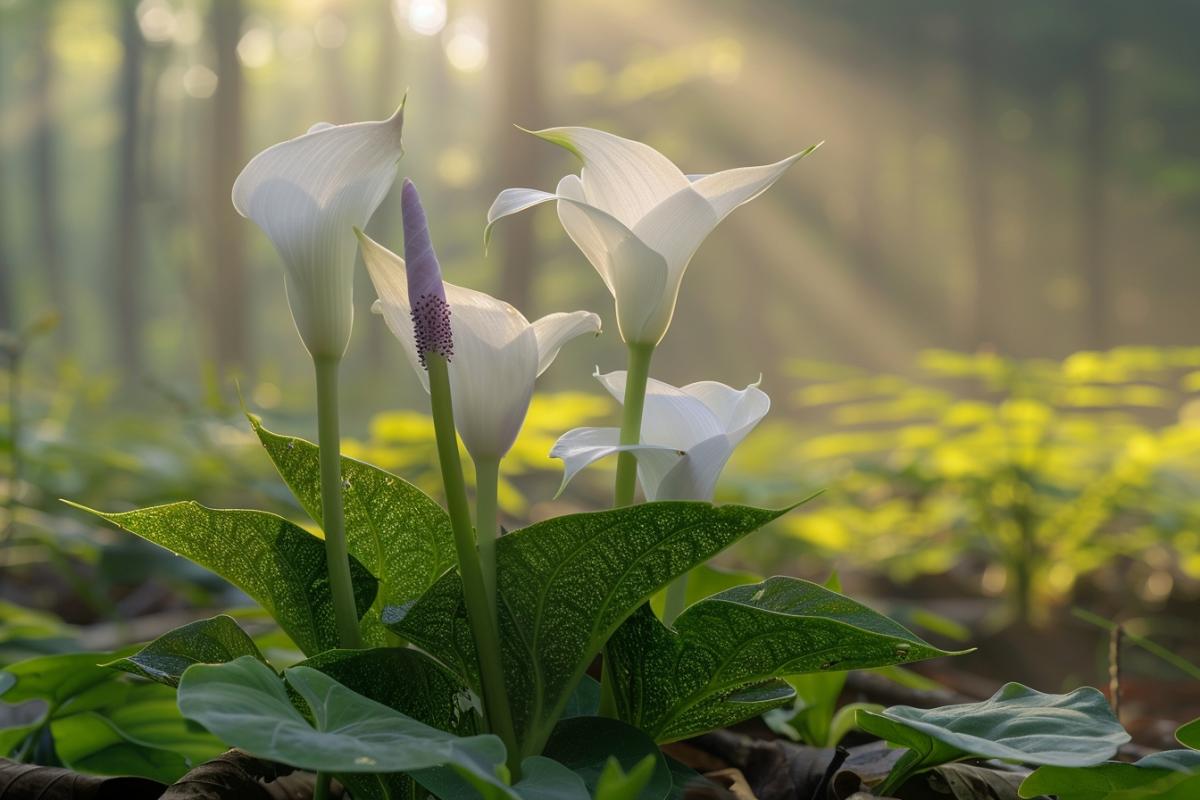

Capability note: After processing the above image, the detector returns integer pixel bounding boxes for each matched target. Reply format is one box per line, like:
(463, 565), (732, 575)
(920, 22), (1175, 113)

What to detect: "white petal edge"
(679, 379), (771, 448)
(556, 196), (671, 345)
(445, 287), (539, 461)
(653, 434), (737, 501)
(690, 143), (820, 222)
(550, 427), (683, 499)
(529, 126), (689, 228)
(531, 311), (602, 376)
(484, 187), (557, 248)
(593, 370), (725, 450)
(486, 179), (674, 345)
(358, 229), (428, 391)
(554, 176), (616, 296)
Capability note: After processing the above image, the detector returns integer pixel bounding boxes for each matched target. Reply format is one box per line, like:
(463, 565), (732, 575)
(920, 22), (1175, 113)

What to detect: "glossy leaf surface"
(106, 615), (267, 687)
(252, 417), (456, 645)
(608, 577), (957, 742)
(76, 501), (378, 655)
(387, 501), (792, 756)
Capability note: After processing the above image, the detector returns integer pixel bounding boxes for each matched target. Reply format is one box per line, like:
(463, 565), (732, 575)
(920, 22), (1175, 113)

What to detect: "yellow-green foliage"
(342, 392), (612, 515)
(768, 347), (1200, 622)
(338, 349), (1200, 623)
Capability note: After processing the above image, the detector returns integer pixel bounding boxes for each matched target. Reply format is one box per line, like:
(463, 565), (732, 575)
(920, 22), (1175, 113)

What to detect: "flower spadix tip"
(400, 179), (453, 366)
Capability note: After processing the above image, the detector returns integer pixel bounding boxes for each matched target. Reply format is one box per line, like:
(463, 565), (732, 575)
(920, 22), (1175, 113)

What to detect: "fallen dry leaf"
(704, 768), (758, 800)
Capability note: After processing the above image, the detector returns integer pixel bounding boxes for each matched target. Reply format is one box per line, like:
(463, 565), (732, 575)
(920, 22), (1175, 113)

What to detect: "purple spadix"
(401, 178), (453, 366)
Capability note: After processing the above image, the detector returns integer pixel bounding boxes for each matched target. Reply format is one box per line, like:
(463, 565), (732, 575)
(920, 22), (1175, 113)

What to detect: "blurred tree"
(113, 0), (144, 380)
(1078, 10), (1110, 349)
(206, 0), (250, 374)
(31, 0), (69, 345)
(962, 2), (998, 350)
(0, 32), (11, 333)
(491, 0), (545, 311)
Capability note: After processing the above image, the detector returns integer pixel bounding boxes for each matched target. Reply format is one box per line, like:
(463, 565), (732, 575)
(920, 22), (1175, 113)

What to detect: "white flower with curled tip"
(357, 229), (601, 462)
(486, 128), (819, 346)
(233, 106), (405, 358)
(552, 371), (770, 501)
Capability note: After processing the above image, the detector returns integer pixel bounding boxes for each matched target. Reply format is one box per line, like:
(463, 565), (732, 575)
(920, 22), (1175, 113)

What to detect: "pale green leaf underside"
(75, 501), (378, 656)
(106, 615), (268, 687)
(387, 501), (792, 756)
(608, 576), (958, 743)
(1, 654), (221, 783)
(1, 650), (128, 760)
(251, 416), (455, 646)
(177, 656), (508, 782)
(1, 650), (127, 706)
(297, 647), (477, 736)
(297, 648), (479, 800)
(860, 682), (1130, 791)
(51, 682), (224, 783)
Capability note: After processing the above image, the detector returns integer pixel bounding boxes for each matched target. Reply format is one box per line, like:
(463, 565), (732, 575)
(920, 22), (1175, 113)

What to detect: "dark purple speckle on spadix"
(401, 178), (453, 366)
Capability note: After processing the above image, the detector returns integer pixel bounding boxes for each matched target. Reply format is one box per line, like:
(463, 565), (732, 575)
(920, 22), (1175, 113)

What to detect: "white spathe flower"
(233, 107), (405, 358)
(552, 371), (770, 501)
(358, 230), (601, 461)
(486, 127), (819, 346)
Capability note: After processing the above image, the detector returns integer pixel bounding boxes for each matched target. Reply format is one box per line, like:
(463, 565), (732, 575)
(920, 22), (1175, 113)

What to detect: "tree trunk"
(491, 0), (545, 311)
(963, 3), (997, 351)
(32, 1), (70, 344)
(0, 27), (12, 332)
(207, 0), (249, 374)
(1079, 23), (1109, 349)
(113, 0), (144, 380)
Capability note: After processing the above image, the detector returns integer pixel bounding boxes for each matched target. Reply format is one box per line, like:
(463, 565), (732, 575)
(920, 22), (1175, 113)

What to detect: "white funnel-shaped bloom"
(552, 371), (770, 501)
(359, 225), (600, 462)
(487, 127), (819, 346)
(233, 106), (405, 358)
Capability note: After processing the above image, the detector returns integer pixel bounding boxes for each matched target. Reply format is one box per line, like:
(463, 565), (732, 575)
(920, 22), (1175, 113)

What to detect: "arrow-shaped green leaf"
(607, 576), (960, 743)
(250, 416), (456, 645)
(387, 501), (793, 757)
(74, 502), (377, 656)
(177, 656), (508, 782)
(106, 615), (268, 687)
(297, 647), (477, 736)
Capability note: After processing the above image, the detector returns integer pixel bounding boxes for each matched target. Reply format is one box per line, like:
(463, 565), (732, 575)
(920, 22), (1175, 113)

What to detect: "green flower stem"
(474, 455), (501, 618)
(662, 572), (689, 626)
(427, 354), (520, 776)
(612, 342), (655, 507)
(313, 354), (363, 650)
(600, 341), (655, 718)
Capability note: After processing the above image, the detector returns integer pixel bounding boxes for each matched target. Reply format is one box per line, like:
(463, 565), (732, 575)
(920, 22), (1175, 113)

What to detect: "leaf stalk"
(427, 354), (520, 777)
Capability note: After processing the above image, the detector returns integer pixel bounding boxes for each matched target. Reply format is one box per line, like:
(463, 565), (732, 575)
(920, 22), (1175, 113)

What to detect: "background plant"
(743, 348), (1200, 625)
